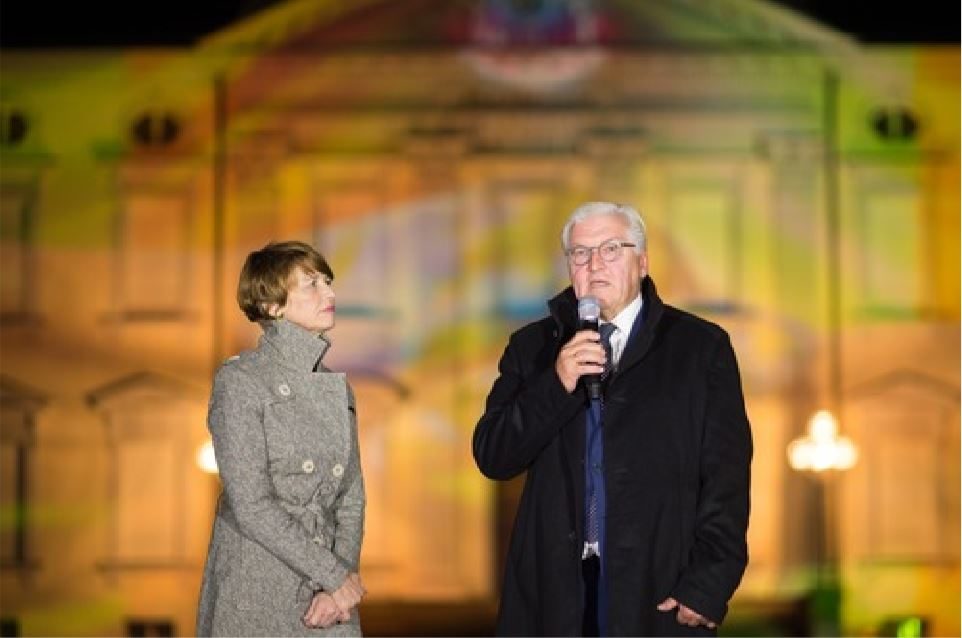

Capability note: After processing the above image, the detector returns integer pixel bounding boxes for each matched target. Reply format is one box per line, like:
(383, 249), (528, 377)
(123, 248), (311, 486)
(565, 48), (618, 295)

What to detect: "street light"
(787, 408), (858, 636)
(787, 409), (858, 473)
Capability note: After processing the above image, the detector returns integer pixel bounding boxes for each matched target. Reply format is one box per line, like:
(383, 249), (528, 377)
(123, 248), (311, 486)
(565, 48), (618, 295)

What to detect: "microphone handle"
(585, 376), (602, 400)
(579, 319), (602, 399)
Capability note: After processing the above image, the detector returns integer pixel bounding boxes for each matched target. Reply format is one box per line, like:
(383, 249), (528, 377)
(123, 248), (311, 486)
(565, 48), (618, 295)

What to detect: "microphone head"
(577, 295), (601, 323)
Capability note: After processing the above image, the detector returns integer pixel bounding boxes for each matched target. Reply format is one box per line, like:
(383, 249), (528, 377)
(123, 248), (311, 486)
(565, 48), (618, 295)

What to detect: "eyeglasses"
(565, 240), (637, 266)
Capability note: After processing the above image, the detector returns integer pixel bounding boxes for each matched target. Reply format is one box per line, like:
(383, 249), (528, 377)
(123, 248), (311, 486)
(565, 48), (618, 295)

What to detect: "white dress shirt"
(601, 293), (643, 370)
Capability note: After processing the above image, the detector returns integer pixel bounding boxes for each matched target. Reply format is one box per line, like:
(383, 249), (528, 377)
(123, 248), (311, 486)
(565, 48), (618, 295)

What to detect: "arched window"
(86, 373), (207, 569)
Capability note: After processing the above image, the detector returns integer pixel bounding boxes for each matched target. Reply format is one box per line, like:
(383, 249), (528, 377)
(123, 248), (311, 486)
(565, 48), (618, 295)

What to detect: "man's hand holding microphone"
(555, 296), (607, 396)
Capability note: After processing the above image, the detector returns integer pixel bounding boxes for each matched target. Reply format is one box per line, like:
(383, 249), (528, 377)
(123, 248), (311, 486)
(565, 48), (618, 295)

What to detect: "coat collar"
(617, 276), (664, 374)
(547, 276), (665, 374)
(548, 276), (663, 333)
(259, 319), (331, 372)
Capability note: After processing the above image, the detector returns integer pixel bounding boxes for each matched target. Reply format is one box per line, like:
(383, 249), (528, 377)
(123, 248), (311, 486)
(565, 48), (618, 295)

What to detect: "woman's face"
(276, 266), (335, 334)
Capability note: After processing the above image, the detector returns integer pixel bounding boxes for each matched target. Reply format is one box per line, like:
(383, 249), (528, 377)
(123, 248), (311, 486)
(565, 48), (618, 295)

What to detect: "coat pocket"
(270, 455), (324, 506)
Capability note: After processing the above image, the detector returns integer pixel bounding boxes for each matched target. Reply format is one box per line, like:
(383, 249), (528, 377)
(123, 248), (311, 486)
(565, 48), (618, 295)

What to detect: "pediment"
(848, 369), (959, 405)
(201, 0), (852, 53)
(0, 374), (47, 413)
(86, 371), (204, 411)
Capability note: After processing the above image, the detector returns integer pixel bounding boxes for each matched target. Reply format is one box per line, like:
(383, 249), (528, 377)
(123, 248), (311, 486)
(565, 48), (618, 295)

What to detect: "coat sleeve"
(670, 332), (752, 623)
(208, 364), (351, 593)
(472, 330), (586, 480)
(333, 383), (365, 571)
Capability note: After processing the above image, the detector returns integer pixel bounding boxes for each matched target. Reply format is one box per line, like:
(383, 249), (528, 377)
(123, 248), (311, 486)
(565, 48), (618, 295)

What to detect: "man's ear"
(639, 251), (649, 278)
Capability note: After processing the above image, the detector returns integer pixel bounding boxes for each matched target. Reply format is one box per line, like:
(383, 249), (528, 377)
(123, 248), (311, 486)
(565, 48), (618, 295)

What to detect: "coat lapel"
(610, 276), (664, 379)
(548, 289), (587, 539)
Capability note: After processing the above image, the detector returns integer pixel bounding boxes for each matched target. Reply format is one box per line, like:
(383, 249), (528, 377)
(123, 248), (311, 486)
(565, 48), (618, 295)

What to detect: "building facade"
(1, 1), (958, 635)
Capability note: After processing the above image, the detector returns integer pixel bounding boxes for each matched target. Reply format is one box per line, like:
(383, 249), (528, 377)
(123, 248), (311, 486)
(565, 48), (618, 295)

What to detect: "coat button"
(332, 463), (344, 478)
(312, 536), (324, 545)
(302, 459), (315, 473)
(278, 383), (291, 397)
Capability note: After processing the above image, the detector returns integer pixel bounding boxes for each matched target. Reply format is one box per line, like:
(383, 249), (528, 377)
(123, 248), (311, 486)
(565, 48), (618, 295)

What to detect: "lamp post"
(787, 409), (858, 636)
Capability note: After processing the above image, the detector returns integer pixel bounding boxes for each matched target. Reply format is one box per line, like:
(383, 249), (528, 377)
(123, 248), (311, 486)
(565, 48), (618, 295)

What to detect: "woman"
(197, 241), (366, 636)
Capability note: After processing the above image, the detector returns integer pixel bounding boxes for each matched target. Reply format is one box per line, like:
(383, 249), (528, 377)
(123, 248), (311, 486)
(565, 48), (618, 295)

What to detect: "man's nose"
(587, 249), (605, 270)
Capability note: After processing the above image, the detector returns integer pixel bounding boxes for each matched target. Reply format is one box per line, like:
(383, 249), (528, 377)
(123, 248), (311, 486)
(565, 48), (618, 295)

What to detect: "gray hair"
(561, 201), (647, 252)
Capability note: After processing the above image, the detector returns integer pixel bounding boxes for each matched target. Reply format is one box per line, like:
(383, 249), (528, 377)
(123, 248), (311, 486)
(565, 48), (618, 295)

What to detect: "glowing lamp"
(196, 439), (219, 474)
(787, 410), (858, 472)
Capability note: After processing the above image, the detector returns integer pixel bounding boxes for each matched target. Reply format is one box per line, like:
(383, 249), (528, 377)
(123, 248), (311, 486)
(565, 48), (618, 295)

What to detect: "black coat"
(473, 277), (751, 636)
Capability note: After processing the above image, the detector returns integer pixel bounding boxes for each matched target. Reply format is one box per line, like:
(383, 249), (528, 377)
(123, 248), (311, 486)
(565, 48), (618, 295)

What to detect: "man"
(473, 202), (751, 636)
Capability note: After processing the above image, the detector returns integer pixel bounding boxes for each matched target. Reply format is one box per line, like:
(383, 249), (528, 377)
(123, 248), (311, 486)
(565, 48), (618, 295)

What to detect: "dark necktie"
(585, 323), (617, 547)
(599, 323), (616, 384)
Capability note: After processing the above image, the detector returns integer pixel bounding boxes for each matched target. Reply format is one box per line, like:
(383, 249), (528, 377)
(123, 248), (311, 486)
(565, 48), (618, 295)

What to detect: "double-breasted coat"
(473, 276), (751, 636)
(197, 319), (365, 637)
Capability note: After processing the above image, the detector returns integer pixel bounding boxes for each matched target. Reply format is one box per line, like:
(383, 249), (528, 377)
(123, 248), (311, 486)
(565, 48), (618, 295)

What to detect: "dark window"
(131, 112), (180, 148)
(0, 618), (19, 637)
(0, 110), (29, 147)
(871, 106), (919, 142)
(126, 619), (174, 637)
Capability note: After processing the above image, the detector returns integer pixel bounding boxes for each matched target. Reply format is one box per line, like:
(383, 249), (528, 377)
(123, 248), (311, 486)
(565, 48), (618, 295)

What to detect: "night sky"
(0, 0), (958, 48)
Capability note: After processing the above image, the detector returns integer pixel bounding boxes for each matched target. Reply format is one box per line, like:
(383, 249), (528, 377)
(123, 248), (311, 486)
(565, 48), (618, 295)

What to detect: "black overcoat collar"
(547, 275), (665, 377)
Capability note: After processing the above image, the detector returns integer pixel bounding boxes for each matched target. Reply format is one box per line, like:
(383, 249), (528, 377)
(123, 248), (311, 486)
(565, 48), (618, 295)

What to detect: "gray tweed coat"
(196, 319), (365, 637)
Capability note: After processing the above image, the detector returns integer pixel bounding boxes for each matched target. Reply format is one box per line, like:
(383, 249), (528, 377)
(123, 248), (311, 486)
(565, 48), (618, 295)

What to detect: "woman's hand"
(330, 572), (366, 615)
(302, 591), (347, 629)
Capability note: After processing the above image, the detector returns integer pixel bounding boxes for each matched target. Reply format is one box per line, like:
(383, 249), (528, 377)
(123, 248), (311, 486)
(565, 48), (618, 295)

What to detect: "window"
(667, 175), (740, 307)
(126, 619), (174, 637)
(0, 617), (19, 637)
(87, 372), (204, 568)
(0, 182), (36, 319)
(312, 185), (392, 363)
(117, 191), (191, 319)
(492, 184), (566, 322)
(845, 372), (959, 562)
(857, 185), (920, 315)
(0, 376), (44, 570)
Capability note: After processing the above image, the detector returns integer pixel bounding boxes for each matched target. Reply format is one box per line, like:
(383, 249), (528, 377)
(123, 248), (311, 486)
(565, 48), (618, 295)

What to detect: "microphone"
(577, 296), (602, 400)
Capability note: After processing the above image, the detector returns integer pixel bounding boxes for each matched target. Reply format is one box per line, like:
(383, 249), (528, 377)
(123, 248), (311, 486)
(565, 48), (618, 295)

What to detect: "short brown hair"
(236, 241), (334, 322)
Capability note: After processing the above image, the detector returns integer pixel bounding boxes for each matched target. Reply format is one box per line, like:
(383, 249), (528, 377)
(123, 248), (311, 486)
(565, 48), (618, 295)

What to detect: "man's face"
(567, 214), (647, 321)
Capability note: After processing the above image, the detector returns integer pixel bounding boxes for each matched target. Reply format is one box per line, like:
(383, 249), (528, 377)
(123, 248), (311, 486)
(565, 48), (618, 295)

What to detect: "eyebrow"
(305, 272), (332, 284)
(571, 237), (626, 247)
